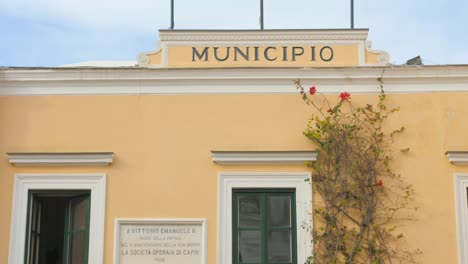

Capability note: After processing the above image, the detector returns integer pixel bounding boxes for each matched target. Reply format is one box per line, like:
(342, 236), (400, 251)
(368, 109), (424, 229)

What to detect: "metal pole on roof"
(350, 0), (354, 29)
(170, 0), (175, 30)
(260, 0), (264, 29)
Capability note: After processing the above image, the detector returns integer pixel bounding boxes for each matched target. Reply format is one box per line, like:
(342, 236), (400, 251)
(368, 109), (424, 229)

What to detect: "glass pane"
(31, 197), (37, 232)
(239, 230), (261, 263)
(239, 195), (261, 227)
(466, 187), (468, 205)
(29, 235), (36, 264)
(69, 232), (86, 264)
(70, 197), (87, 230)
(34, 234), (40, 264)
(36, 200), (42, 234)
(268, 231), (291, 263)
(268, 196), (291, 227)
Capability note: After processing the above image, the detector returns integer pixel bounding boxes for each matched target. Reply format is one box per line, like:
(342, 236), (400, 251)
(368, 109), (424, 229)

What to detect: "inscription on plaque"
(116, 219), (206, 264)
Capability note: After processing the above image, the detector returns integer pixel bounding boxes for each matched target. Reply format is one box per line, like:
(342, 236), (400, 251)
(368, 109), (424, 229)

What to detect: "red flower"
(374, 180), (383, 187)
(339, 91), (351, 101)
(309, 86), (317, 95)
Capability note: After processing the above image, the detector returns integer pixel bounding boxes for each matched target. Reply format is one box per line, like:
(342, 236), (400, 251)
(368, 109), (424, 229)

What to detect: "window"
(8, 174), (106, 264)
(455, 174), (468, 264)
(25, 191), (91, 264)
(233, 189), (296, 264)
(217, 172), (311, 264)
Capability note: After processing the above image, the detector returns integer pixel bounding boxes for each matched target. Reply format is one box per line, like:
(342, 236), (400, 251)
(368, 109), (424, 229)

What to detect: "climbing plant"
(296, 77), (419, 264)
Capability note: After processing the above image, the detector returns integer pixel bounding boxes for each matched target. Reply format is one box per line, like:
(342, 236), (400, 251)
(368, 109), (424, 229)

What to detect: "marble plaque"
(115, 219), (207, 264)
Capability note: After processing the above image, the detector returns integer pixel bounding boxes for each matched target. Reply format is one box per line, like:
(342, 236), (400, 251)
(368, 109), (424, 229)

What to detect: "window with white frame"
(217, 172), (312, 264)
(455, 174), (468, 264)
(8, 174), (106, 264)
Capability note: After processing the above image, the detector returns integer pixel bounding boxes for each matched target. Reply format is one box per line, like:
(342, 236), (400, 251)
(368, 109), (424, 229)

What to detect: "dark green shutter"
(24, 193), (42, 264)
(63, 194), (91, 264)
(233, 189), (297, 264)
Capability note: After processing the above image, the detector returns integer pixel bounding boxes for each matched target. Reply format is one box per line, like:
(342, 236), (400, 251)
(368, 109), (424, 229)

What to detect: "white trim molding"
(8, 173), (107, 264)
(217, 172), (312, 264)
(365, 41), (390, 66)
(7, 152), (114, 166)
(211, 151), (317, 165)
(114, 218), (208, 264)
(447, 152), (468, 165)
(3, 66), (468, 95)
(158, 29), (369, 42)
(454, 174), (468, 264)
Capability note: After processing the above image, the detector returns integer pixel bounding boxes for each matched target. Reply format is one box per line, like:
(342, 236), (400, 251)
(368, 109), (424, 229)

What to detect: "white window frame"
(217, 172), (312, 264)
(455, 174), (468, 264)
(8, 173), (107, 264)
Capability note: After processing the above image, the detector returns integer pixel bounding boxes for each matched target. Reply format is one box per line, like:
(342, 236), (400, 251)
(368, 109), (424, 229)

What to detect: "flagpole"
(350, 0), (354, 29)
(260, 0), (264, 30)
(170, 0), (175, 30)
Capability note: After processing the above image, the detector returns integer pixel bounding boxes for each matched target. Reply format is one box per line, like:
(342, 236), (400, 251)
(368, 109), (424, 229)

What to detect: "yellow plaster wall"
(0, 92), (467, 263)
(365, 50), (381, 65)
(148, 51), (162, 65)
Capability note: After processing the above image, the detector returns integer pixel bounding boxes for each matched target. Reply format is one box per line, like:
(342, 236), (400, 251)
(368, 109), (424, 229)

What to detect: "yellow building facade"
(1, 29), (468, 264)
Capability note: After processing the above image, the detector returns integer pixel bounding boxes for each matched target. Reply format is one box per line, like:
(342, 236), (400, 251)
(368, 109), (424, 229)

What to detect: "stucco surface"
(0, 93), (467, 263)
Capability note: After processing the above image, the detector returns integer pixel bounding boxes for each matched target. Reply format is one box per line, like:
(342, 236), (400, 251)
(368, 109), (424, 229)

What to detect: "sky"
(0, 0), (467, 67)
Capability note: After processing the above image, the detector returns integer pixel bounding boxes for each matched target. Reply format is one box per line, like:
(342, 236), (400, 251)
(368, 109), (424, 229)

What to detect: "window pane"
(34, 234), (40, 264)
(268, 231), (291, 263)
(268, 196), (290, 227)
(36, 200), (42, 234)
(239, 195), (261, 227)
(31, 198), (38, 232)
(466, 187), (468, 205)
(239, 230), (261, 263)
(29, 235), (36, 264)
(70, 197), (87, 230)
(69, 232), (86, 264)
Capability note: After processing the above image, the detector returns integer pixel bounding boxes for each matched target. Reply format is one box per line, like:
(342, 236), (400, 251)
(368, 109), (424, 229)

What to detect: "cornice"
(2, 66), (468, 95)
(211, 151), (317, 165)
(158, 29), (369, 42)
(4, 66), (468, 81)
(7, 152), (115, 166)
(447, 151), (468, 166)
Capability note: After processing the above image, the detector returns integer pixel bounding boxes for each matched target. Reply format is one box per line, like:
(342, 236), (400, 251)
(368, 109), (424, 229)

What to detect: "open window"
(25, 191), (91, 264)
(8, 174), (106, 264)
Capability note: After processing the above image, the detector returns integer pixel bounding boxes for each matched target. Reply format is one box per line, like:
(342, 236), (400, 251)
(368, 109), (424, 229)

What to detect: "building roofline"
(3, 64), (468, 71)
(158, 28), (370, 33)
(2, 65), (468, 95)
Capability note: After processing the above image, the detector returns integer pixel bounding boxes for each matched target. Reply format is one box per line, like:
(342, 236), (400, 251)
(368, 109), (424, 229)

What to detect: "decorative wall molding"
(8, 174), (107, 264)
(2, 66), (468, 95)
(158, 29), (369, 42)
(137, 40), (162, 67)
(365, 41), (390, 66)
(138, 29), (375, 68)
(211, 151), (317, 165)
(454, 174), (468, 264)
(217, 172), (312, 264)
(7, 152), (114, 167)
(446, 151), (468, 165)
